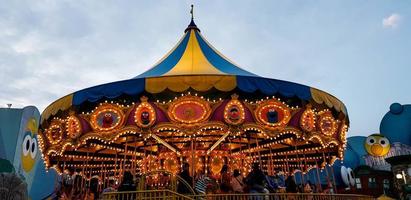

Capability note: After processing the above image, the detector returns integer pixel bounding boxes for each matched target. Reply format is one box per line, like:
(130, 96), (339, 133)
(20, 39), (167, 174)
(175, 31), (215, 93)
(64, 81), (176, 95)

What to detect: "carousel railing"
(188, 193), (375, 200)
(101, 189), (194, 200)
(101, 190), (374, 200)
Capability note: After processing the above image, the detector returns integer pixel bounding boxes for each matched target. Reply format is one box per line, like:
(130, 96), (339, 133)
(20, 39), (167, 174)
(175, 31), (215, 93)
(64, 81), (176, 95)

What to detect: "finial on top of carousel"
(185, 4), (200, 33)
(190, 4), (194, 20)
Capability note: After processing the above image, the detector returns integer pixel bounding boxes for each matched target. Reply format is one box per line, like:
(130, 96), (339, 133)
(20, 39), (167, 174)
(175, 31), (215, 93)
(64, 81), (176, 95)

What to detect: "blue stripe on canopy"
(236, 76), (312, 100)
(195, 32), (258, 77)
(72, 75), (311, 105)
(134, 32), (191, 78)
(72, 78), (145, 105)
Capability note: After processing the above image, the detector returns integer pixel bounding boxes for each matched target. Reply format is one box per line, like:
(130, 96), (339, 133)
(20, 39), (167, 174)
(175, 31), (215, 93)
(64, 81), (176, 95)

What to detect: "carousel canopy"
(41, 19), (347, 122)
(38, 17), (349, 180)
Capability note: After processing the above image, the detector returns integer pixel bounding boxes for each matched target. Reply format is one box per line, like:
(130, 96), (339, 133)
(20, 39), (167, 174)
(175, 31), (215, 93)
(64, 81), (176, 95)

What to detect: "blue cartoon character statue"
(380, 103), (411, 146)
(361, 103), (411, 170)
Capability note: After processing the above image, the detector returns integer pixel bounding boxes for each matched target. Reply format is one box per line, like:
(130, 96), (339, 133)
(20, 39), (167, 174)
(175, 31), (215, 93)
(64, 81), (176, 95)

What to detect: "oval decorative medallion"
(255, 99), (291, 130)
(135, 97), (156, 128)
(300, 105), (316, 132)
(163, 157), (179, 174)
(159, 152), (179, 174)
(90, 104), (124, 132)
(209, 156), (224, 175)
(318, 110), (337, 136)
(141, 155), (158, 173)
(168, 96), (211, 124)
(224, 94), (245, 125)
(66, 115), (82, 139)
(46, 119), (64, 145)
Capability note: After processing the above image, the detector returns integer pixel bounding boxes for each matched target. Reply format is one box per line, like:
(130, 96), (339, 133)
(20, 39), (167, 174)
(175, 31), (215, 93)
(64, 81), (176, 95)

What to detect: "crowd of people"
(55, 171), (139, 200)
(55, 162), (335, 199)
(180, 162), (335, 196)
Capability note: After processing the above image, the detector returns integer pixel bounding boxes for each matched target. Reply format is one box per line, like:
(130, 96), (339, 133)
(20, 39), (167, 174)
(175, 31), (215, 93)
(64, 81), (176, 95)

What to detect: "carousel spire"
(190, 4), (194, 20)
(185, 4), (200, 33)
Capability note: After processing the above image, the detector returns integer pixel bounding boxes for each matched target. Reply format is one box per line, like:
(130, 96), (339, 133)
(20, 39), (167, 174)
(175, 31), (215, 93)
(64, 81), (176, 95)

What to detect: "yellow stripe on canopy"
(311, 88), (348, 115)
(145, 75), (236, 93)
(41, 94), (73, 123)
(164, 30), (224, 76)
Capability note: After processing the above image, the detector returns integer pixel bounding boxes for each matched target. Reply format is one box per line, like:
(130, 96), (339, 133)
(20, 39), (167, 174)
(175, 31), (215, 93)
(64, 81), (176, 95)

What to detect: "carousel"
(38, 16), (349, 193)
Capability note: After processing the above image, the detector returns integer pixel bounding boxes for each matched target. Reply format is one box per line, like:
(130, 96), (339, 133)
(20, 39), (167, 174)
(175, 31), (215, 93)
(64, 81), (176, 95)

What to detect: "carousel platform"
(101, 190), (374, 200)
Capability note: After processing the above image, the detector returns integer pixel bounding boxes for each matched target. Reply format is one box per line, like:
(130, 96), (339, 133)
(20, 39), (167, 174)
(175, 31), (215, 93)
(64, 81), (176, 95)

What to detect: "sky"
(0, 1), (410, 137)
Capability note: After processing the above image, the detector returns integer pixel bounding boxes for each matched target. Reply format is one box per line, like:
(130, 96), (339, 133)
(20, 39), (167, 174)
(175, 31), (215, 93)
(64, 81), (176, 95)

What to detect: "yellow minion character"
(21, 118), (38, 172)
(364, 134), (390, 157)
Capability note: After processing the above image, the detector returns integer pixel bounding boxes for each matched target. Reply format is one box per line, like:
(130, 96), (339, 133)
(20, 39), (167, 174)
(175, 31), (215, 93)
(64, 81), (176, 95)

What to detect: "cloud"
(0, 1), (188, 111)
(382, 13), (401, 28)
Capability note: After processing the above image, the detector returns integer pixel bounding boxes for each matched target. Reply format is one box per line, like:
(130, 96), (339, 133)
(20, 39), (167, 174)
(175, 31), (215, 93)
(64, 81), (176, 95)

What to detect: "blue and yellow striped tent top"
(136, 20), (256, 78)
(41, 20), (347, 121)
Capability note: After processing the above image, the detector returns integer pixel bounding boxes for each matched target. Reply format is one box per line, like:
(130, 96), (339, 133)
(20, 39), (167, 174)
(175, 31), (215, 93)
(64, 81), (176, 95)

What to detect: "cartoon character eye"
(379, 138), (389, 147)
(366, 136), (376, 145)
(22, 135), (32, 156)
(347, 168), (355, 187)
(341, 166), (350, 187)
(30, 138), (37, 159)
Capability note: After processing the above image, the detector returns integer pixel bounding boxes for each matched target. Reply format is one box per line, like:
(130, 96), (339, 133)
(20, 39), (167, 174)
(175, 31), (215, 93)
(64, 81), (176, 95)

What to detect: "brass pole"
(322, 152), (331, 191)
(238, 136), (244, 176)
(315, 160), (322, 192)
(330, 163), (338, 194)
(285, 154), (290, 174)
(246, 132), (252, 165)
(99, 161), (104, 193)
(269, 145), (274, 175)
(329, 152), (338, 194)
(114, 151), (118, 183)
(191, 137), (195, 188)
(294, 144), (304, 187)
(228, 137), (233, 174)
(100, 158), (104, 188)
(132, 136), (137, 175)
(143, 140), (146, 169)
(123, 136), (129, 173)
(80, 152), (88, 197)
(255, 134), (262, 169)
(149, 140), (153, 173)
(88, 162), (93, 196)
(302, 149), (308, 185)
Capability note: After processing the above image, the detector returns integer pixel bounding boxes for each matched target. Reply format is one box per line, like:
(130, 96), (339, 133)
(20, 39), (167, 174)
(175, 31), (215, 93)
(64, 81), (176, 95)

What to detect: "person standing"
(230, 169), (244, 193)
(304, 181), (313, 193)
(177, 163), (193, 194)
(285, 174), (297, 193)
(118, 171), (135, 192)
(245, 163), (269, 194)
(102, 180), (117, 193)
(194, 169), (210, 194)
(220, 165), (232, 193)
(117, 171), (136, 200)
